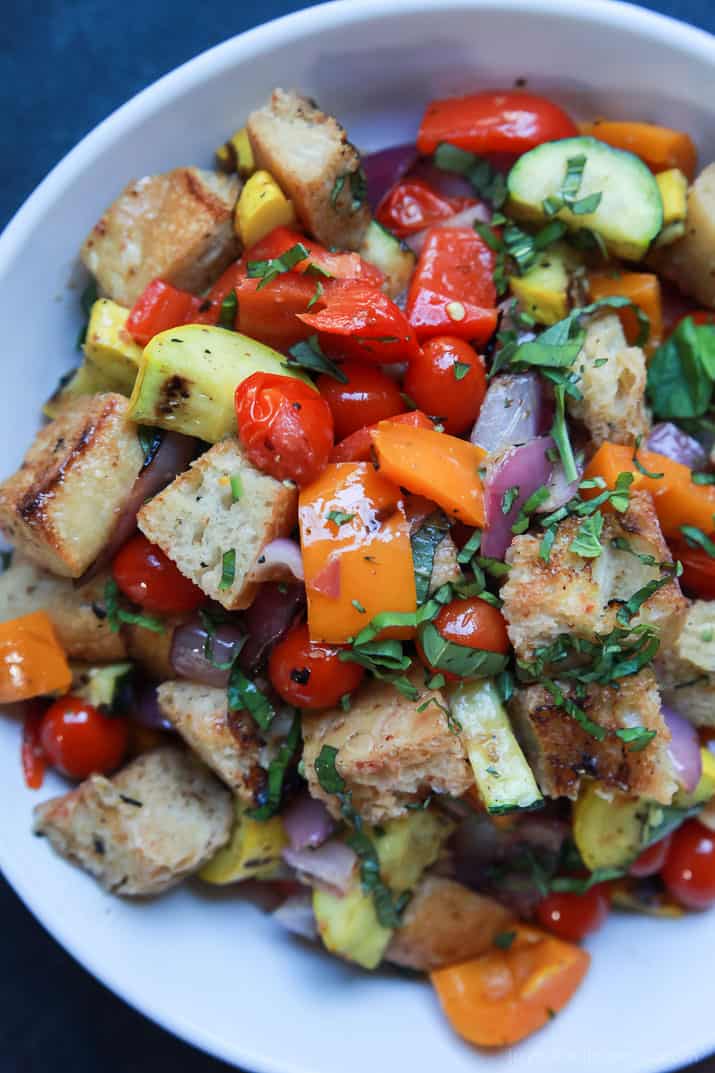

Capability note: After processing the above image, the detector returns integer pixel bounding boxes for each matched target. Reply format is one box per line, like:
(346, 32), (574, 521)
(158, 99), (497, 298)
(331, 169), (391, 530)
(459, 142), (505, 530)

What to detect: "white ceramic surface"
(1, 2), (714, 1071)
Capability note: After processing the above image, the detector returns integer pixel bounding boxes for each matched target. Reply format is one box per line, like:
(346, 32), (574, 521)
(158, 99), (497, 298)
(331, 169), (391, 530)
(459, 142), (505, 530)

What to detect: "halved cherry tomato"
(244, 226), (384, 287)
(406, 227), (498, 344)
(126, 279), (202, 346)
(629, 835), (673, 878)
(403, 335), (487, 434)
(662, 820), (715, 910)
(317, 362), (403, 441)
(376, 180), (474, 238)
(417, 90), (578, 156)
(234, 372), (333, 485)
(668, 539), (715, 600)
(22, 703), (47, 789)
(40, 696), (128, 780)
(113, 533), (206, 615)
(417, 596), (509, 679)
(329, 409), (435, 463)
(298, 280), (421, 364)
(535, 887), (609, 942)
(268, 622), (364, 710)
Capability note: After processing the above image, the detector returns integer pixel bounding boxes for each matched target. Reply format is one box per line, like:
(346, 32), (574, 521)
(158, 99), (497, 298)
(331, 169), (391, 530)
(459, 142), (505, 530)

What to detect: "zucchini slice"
(359, 220), (416, 299)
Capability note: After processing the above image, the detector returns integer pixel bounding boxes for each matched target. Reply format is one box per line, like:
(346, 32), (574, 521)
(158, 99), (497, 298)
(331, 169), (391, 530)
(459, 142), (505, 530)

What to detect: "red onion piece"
(662, 704), (702, 793)
(647, 423), (707, 471)
(404, 203), (491, 255)
(251, 538), (304, 583)
(273, 893), (318, 941)
(407, 159), (476, 201)
(132, 682), (175, 732)
(238, 581), (306, 673)
(471, 373), (545, 453)
(362, 144), (418, 210)
(283, 793), (335, 852)
(538, 457), (583, 514)
(170, 617), (245, 687)
(482, 437), (554, 559)
(282, 839), (357, 896)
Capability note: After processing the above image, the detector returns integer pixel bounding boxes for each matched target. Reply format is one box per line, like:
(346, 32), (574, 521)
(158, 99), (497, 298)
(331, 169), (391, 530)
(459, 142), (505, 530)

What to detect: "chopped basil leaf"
(511, 485), (551, 534)
(229, 474), (243, 503)
(352, 598), (442, 646)
(137, 426), (164, 466)
(541, 678), (606, 741)
(615, 726), (657, 752)
(327, 510), (355, 527)
(615, 571), (676, 626)
(493, 930), (516, 950)
(457, 529), (482, 565)
(340, 693), (352, 712)
(331, 168), (367, 213)
(352, 599), (366, 613)
(247, 242), (310, 289)
(219, 548), (236, 590)
(495, 668), (515, 704)
(247, 713), (301, 820)
(227, 664), (275, 731)
(419, 621), (509, 679)
(433, 143), (507, 207)
(610, 536), (658, 567)
(550, 868), (625, 894)
(102, 578), (165, 634)
(680, 525), (715, 558)
(539, 525), (557, 562)
(569, 511), (604, 558)
(551, 382), (579, 484)
(501, 486), (520, 514)
(218, 290), (238, 329)
(503, 219), (567, 274)
(692, 472), (715, 486)
(340, 639), (412, 673)
(632, 435), (664, 480)
(314, 744), (346, 794)
(647, 317), (715, 419)
(308, 280), (324, 310)
(411, 512), (450, 605)
(286, 334), (348, 382)
(453, 361), (471, 381)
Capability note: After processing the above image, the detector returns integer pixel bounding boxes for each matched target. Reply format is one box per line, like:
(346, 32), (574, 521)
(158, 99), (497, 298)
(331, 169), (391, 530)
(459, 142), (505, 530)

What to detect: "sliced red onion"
(282, 839), (357, 896)
(238, 581), (306, 673)
(405, 203), (491, 255)
(251, 538), (304, 583)
(170, 617), (245, 687)
(471, 373), (545, 453)
(362, 144), (418, 210)
(647, 423), (707, 471)
(537, 457), (583, 514)
(283, 793), (335, 852)
(273, 893), (318, 941)
(482, 437), (554, 559)
(407, 159), (477, 201)
(132, 682), (175, 732)
(662, 704), (702, 793)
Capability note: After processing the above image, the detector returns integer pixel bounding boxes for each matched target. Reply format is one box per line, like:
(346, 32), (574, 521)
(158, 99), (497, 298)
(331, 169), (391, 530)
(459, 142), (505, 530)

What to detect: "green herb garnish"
(103, 578), (165, 634)
(247, 242), (310, 288)
(286, 334), (348, 382)
(247, 713), (301, 820)
(219, 548), (236, 590)
(411, 513), (450, 605)
(228, 664), (275, 731)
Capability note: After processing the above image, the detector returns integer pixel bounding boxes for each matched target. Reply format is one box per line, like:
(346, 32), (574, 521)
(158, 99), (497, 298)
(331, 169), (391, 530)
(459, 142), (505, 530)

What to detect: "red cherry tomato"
(40, 696), (128, 780)
(235, 372), (334, 486)
(669, 540), (715, 600)
(113, 533), (205, 615)
(629, 835), (673, 878)
(417, 596), (510, 679)
(662, 820), (715, 910)
(535, 887), (610, 943)
(317, 361), (404, 441)
(376, 180), (474, 238)
(268, 623), (364, 710)
(403, 336), (487, 434)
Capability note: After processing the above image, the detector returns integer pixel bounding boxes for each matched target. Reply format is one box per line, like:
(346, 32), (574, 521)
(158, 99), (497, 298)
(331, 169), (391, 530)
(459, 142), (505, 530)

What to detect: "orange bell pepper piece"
(579, 120), (697, 181)
(588, 271), (663, 354)
(583, 442), (715, 539)
(0, 611), (71, 704)
(430, 924), (590, 1048)
(370, 422), (487, 526)
(299, 463), (416, 644)
(330, 410), (435, 463)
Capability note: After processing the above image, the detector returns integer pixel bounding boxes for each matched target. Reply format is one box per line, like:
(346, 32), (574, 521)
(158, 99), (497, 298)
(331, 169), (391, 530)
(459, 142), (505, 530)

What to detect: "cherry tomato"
(113, 533), (205, 615)
(535, 887), (609, 943)
(235, 372), (334, 486)
(317, 361), (404, 441)
(662, 820), (715, 910)
(268, 622), (364, 710)
(40, 696), (128, 780)
(417, 596), (510, 679)
(629, 835), (673, 878)
(669, 539), (715, 600)
(376, 180), (474, 238)
(403, 336), (487, 434)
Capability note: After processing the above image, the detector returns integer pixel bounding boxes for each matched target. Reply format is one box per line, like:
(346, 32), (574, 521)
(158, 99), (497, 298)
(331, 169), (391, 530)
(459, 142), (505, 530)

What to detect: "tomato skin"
(662, 820), (715, 910)
(40, 696), (128, 780)
(376, 180), (474, 238)
(329, 410), (435, 463)
(669, 540), (715, 600)
(244, 227), (384, 287)
(403, 336), (487, 434)
(535, 888), (609, 942)
(268, 623), (364, 709)
(235, 372), (334, 486)
(126, 279), (202, 345)
(317, 362), (404, 441)
(629, 835), (673, 878)
(298, 280), (421, 365)
(113, 534), (206, 615)
(417, 597), (510, 679)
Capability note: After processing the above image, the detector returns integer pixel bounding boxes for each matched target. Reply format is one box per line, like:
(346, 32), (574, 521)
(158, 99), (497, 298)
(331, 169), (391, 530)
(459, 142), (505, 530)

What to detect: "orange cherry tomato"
(317, 361), (404, 441)
(113, 533), (205, 615)
(376, 179), (474, 238)
(268, 622), (364, 710)
(662, 820), (715, 910)
(403, 335), (487, 434)
(40, 696), (128, 780)
(535, 887), (609, 942)
(629, 835), (673, 878)
(417, 596), (510, 680)
(234, 372), (334, 486)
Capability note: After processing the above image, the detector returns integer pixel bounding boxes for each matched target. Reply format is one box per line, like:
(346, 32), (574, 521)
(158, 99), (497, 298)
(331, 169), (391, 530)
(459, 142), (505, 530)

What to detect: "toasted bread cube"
(157, 681), (263, 802)
(302, 675), (472, 824)
(509, 669), (677, 803)
(567, 315), (651, 446)
(137, 438), (297, 610)
(386, 877), (514, 971)
(502, 491), (686, 663)
(0, 555), (127, 662)
(656, 600), (715, 727)
(247, 89), (370, 251)
(33, 746), (233, 896)
(649, 164), (715, 309)
(81, 168), (241, 307)
(0, 394), (144, 578)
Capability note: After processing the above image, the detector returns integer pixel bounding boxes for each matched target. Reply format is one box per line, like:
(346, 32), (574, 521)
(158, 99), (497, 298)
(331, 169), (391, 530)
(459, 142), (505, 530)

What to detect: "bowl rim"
(2, 2), (715, 1071)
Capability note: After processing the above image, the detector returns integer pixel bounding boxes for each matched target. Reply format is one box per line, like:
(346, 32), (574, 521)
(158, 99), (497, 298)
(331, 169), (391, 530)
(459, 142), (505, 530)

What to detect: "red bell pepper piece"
(235, 273), (318, 351)
(298, 279), (421, 364)
(330, 410), (435, 463)
(417, 90), (578, 156)
(126, 279), (203, 346)
(245, 227), (384, 287)
(376, 180), (475, 238)
(21, 703), (46, 790)
(406, 227), (498, 344)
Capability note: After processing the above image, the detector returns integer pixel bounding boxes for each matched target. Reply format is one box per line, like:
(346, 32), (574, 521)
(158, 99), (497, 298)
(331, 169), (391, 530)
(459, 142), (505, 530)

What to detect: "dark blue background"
(1, 2), (714, 1070)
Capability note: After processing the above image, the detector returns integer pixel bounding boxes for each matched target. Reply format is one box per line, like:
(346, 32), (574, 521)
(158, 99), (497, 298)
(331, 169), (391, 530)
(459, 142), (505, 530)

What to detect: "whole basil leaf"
(419, 622), (508, 678)
(647, 317), (715, 419)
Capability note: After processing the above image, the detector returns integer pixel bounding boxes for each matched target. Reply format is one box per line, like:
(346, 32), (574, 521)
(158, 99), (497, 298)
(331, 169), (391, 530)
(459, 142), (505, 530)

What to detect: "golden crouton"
(81, 168), (241, 306)
(649, 164), (715, 309)
(33, 746), (233, 896)
(0, 555), (127, 662)
(656, 600), (715, 727)
(157, 681), (264, 802)
(509, 669), (677, 803)
(123, 617), (182, 680)
(386, 876), (514, 971)
(247, 89), (370, 251)
(0, 395), (144, 579)
(302, 675), (473, 824)
(137, 439), (297, 611)
(502, 491), (686, 663)
(567, 314), (651, 446)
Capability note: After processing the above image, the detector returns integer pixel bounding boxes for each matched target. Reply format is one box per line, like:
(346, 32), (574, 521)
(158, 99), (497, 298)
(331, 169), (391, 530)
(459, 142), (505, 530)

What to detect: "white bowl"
(1, 1), (714, 1070)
